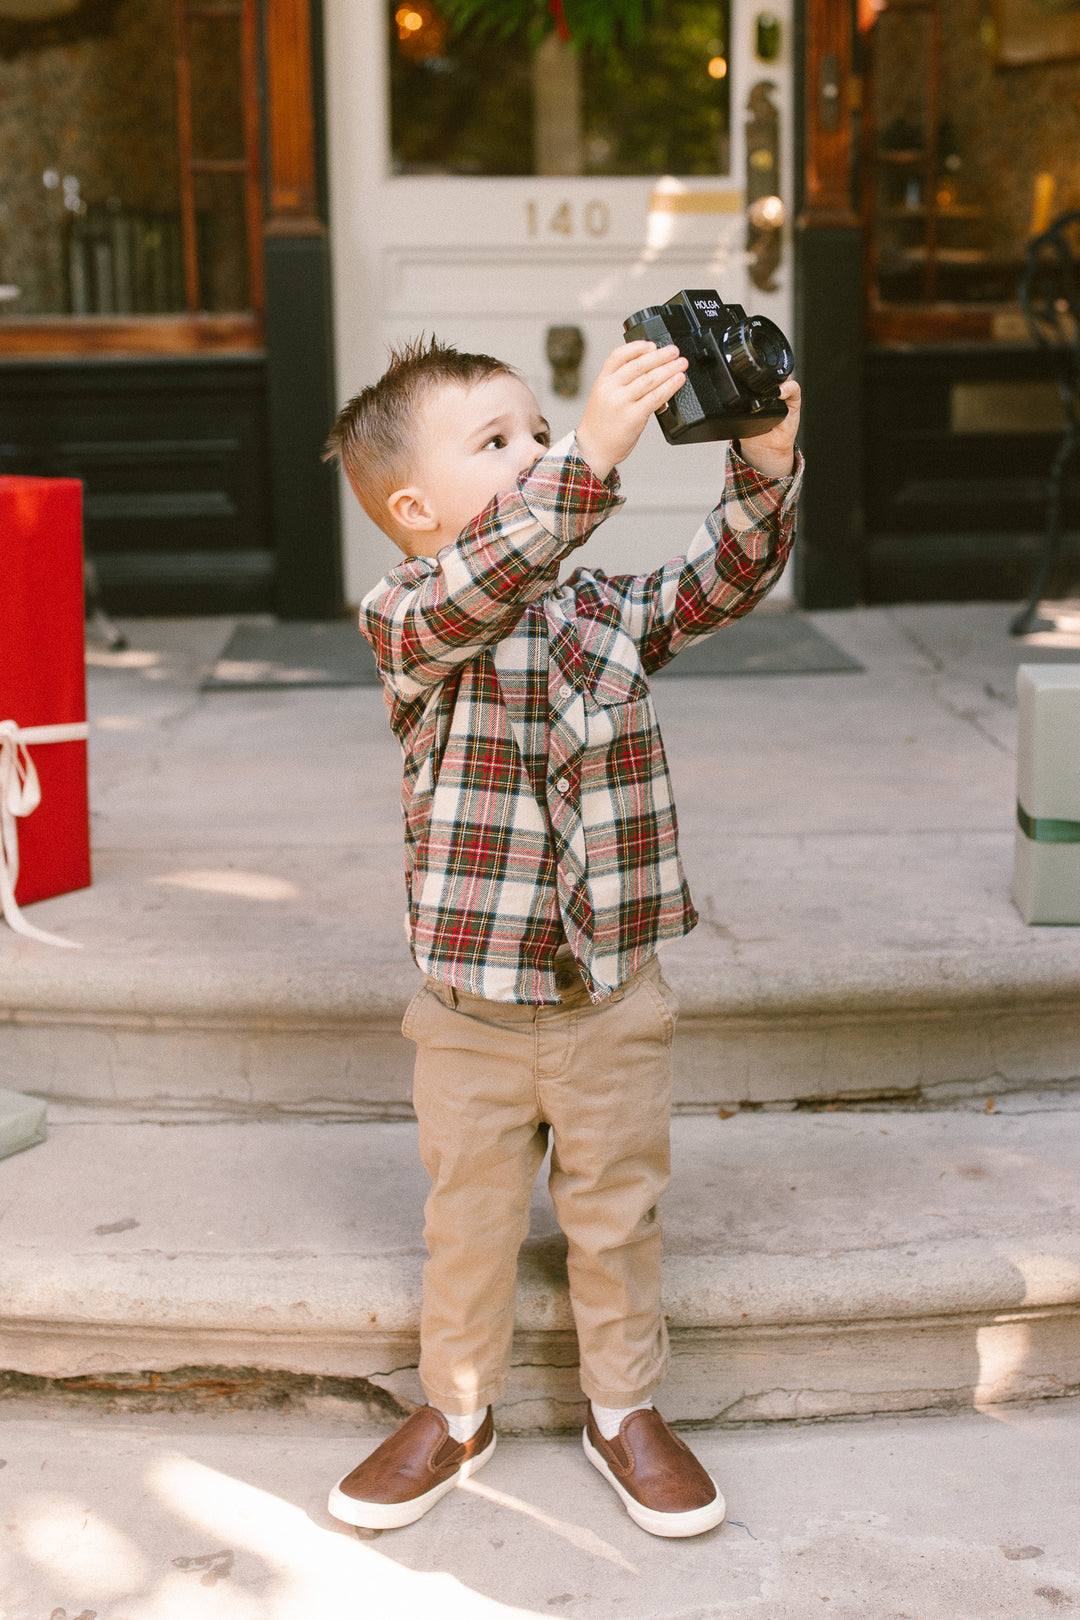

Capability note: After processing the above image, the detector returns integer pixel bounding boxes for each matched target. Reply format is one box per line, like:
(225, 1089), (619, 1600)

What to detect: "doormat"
(653, 612), (864, 678)
(202, 614), (863, 690)
(202, 621), (381, 688)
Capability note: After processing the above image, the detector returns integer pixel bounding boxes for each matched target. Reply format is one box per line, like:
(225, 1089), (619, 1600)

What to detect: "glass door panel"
(864, 0), (1080, 338)
(389, 0), (732, 177)
(0, 0), (183, 315)
(0, 0), (261, 333)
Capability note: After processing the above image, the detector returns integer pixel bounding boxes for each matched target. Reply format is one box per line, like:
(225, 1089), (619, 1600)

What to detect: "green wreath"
(437, 0), (666, 50)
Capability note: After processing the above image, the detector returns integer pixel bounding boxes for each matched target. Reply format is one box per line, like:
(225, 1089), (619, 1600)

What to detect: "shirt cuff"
(724, 444), (804, 530)
(517, 431), (625, 546)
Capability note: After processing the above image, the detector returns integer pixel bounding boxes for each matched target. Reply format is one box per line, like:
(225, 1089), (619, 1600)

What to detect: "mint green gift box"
(1013, 664), (1080, 924)
(0, 1088), (47, 1161)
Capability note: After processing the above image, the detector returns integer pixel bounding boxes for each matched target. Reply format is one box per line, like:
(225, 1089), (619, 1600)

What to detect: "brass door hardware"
(546, 325), (586, 397)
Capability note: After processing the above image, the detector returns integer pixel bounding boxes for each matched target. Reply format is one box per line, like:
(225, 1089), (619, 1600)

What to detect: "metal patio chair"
(1011, 209), (1080, 636)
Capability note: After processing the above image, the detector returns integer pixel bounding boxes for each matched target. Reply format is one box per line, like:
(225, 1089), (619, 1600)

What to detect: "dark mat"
(203, 613), (862, 689)
(203, 621), (381, 688)
(653, 612), (864, 678)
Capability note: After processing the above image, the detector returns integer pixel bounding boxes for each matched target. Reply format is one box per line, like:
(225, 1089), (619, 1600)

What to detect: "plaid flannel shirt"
(360, 431), (803, 1004)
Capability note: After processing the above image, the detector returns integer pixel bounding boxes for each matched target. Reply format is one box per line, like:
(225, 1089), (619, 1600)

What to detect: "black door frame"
(792, 0), (865, 609)
(261, 0), (344, 620)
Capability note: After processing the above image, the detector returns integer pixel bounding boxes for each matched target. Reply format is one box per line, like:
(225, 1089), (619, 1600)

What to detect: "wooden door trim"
(0, 313), (262, 359)
(799, 0), (860, 229)
(264, 0), (324, 236)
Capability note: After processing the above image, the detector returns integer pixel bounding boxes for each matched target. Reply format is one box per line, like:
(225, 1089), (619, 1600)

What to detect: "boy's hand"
(575, 341), (688, 481)
(734, 377), (801, 480)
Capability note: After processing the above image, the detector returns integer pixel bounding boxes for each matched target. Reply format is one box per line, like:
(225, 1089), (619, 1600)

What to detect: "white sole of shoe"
(583, 1428), (726, 1539)
(328, 1432), (497, 1530)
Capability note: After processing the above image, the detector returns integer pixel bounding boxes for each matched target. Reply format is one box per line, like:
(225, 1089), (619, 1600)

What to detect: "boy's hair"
(323, 335), (517, 538)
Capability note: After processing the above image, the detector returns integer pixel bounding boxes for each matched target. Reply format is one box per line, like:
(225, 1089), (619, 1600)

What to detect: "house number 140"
(526, 200), (610, 238)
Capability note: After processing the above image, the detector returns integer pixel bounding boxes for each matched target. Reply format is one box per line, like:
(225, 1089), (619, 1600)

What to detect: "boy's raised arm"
(360, 446), (620, 698)
(574, 376), (803, 669)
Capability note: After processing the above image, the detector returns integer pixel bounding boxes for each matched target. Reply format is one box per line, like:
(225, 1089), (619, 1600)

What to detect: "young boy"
(324, 333), (802, 1539)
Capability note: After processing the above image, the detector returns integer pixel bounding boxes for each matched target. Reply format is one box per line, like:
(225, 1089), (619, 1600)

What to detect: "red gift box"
(0, 477), (91, 920)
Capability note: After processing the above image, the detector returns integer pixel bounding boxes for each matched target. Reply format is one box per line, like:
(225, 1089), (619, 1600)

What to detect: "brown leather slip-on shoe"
(583, 1408), (725, 1538)
(328, 1405), (495, 1530)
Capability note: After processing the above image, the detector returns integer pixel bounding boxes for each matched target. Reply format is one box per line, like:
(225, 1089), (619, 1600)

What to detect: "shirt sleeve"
(570, 443), (804, 675)
(358, 433), (622, 698)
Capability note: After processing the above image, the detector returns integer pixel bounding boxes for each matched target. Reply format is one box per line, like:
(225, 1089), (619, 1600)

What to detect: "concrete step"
(5, 843), (1080, 1115)
(3, 1101), (1079, 1429)
(3, 607), (1080, 1114)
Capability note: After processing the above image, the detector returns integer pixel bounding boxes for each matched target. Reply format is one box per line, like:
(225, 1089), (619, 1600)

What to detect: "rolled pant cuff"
(420, 1383), (504, 1417)
(580, 1366), (667, 1409)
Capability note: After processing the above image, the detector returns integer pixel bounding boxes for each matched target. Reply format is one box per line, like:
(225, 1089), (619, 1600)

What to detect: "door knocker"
(546, 325), (586, 398)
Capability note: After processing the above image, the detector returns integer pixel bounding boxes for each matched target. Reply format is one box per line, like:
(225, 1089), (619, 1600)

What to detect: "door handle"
(546, 325), (585, 397)
(819, 52), (841, 133)
(746, 81), (783, 292)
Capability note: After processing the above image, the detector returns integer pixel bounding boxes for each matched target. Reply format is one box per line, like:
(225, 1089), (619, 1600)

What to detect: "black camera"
(623, 289), (794, 444)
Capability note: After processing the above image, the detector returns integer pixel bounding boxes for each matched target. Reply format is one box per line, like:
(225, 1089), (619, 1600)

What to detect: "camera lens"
(722, 317), (793, 392)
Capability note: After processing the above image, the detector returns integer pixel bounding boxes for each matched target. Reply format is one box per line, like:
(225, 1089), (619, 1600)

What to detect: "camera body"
(623, 288), (794, 444)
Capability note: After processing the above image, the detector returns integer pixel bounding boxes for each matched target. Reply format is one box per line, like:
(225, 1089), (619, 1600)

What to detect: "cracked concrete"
(1, 1394), (1078, 1618)
(1, 1107), (1078, 1425)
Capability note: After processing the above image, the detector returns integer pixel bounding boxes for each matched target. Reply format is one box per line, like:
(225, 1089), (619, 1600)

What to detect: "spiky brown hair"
(324, 335), (517, 539)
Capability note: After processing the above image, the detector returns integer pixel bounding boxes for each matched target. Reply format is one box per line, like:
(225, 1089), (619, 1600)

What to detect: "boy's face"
(385, 373), (551, 556)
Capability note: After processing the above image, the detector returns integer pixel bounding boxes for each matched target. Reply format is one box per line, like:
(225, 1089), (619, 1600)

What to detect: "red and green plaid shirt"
(360, 432), (803, 1003)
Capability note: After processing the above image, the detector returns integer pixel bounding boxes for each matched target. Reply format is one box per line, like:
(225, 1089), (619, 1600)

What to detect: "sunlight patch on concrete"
(1008, 1247), (1080, 1305)
(85, 648), (162, 670)
(459, 1475), (640, 1574)
(149, 1453), (542, 1619)
(155, 870), (300, 902)
(95, 715), (153, 731)
(974, 1319), (1032, 1409)
(18, 1492), (149, 1598)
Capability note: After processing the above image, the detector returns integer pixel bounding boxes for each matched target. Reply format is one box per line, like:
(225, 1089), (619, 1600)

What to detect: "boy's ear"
(387, 485), (438, 534)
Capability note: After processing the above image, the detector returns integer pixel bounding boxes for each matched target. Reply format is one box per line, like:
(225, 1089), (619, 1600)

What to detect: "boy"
(324, 333), (802, 1539)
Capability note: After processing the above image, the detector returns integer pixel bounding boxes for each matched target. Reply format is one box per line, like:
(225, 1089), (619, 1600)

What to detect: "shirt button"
(556, 777), (570, 793)
(559, 684), (572, 698)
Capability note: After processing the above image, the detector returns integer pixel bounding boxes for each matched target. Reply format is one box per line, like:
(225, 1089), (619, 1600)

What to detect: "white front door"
(325, 0), (795, 602)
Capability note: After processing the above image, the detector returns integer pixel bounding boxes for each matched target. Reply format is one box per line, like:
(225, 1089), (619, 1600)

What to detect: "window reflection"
(0, 0), (182, 315)
(389, 0), (732, 178)
(0, 0), (257, 319)
(866, 0), (1080, 312)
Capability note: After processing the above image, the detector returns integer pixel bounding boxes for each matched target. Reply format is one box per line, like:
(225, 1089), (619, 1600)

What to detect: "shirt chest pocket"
(576, 616), (651, 748)
(578, 615), (649, 709)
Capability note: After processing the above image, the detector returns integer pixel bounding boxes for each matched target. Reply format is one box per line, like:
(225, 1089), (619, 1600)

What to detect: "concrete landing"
(2, 603), (1080, 1113)
(2, 1390), (1080, 1619)
(2, 1102), (1078, 1427)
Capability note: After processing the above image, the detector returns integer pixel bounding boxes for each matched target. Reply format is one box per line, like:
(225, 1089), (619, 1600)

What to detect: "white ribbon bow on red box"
(0, 719), (88, 949)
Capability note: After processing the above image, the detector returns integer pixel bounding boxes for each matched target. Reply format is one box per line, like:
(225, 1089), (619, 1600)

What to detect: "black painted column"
(262, 0), (343, 620)
(792, 0), (865, 609)
(264, 231), (343, 618)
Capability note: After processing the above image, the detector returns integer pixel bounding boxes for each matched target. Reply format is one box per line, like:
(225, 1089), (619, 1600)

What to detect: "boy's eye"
(482, 434), (506, 450)
(535, 431), (550, 447)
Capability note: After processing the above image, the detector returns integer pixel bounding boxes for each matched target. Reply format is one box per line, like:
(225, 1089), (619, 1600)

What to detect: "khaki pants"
(403, 950), (677, 1415)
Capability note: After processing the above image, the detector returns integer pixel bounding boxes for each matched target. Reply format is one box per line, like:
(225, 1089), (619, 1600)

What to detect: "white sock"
(591, 1399), (653, 1441)
(442, 1407), (486, 1443)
